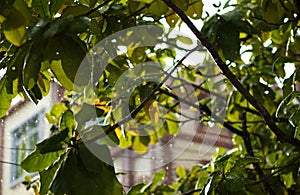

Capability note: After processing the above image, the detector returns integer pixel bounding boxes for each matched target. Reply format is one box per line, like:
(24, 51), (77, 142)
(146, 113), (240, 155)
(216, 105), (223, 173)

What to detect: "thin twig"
(241, 112), (275, 195)
(247, 155), (300, 186)
(84, 0), (112, 16)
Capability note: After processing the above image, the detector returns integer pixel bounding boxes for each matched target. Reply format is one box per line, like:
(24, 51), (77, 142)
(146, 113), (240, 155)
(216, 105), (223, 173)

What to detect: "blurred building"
(0, 83), (63, 195)
(0, 84), (233, 194)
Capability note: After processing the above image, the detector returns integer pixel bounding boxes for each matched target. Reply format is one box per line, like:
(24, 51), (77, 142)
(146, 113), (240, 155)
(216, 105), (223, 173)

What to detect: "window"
(10, 111), (44, 186)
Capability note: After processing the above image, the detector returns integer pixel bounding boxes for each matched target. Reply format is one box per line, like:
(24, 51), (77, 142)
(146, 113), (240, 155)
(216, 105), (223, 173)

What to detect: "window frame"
(9, 109), (45, 188)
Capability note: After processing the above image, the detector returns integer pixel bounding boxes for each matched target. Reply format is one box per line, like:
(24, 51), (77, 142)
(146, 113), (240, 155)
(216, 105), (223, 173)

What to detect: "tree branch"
(241, 112), (275, 195)
(85, 46), (200, 143)
(162, 0), (300, 148)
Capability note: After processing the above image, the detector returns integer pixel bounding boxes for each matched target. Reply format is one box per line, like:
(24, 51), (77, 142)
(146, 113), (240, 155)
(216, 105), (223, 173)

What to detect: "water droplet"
(11, 67), (15, 70)
(56, 52), (60, 55)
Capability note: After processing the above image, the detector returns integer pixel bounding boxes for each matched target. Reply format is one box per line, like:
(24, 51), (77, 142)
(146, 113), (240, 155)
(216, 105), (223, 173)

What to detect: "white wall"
(2, 85), (58, 195)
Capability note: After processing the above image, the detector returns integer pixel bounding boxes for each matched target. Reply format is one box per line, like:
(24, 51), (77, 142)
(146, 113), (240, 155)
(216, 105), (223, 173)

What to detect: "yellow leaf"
(149, 101), (159, 124)
(94, 100), (111, 113)
(149, 133), (158, 144)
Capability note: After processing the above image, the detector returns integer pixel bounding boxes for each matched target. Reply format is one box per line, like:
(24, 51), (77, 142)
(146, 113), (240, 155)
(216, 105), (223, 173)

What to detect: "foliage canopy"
(1, 0), (300, 194)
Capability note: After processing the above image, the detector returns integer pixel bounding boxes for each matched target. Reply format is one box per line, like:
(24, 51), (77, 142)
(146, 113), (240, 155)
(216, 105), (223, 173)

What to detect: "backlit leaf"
(21, 150), (63, 172)
(132, 136), (149, 154)
(0, 78), (13, 117)
(186, 0), (203, 19)
(2, 8), (27, 46)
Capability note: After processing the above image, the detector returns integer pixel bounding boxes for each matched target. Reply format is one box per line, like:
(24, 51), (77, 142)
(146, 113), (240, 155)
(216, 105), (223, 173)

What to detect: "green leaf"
(39, 156), (64, 195)
(13, 0), (35, 25)
(119, 133), (132, 148)
(21, 150), (63, 172)
(134, 0), (154, 3)
(44, 16), (91, 37)
(46, 35), (89, 88)
(50, 60), (74, 90)
(78, 142), (114, 172)
(151, 170), (165, 190)
(276, 91), (300, 117)
(32, 0), (50, 18)
(128, 47), (147, 64)
(282, 73), (295, 97)
(166, 113), (179, 135)
(289, 109), (300, 128)
(2, 7), (27, 46)
(51, 144), (123, 195)
(176, 36), (193, 45)
(176, 166), (187, 179)
(173, 0), (189, 11)
(132, 136), (149, 154)
(235, 157), (261, 167)
(64, 16), (91, 34)
(220, 174), (246, 192)
(0, 78), (13, 117)
(186, 0), (203, 19)
(128, 183), (145, 195)
(50, 103), (68, 118)
(59, 109), (76, 130)
(216, 20), (240, 61)
(23, 45), (43, 90)
(38, 71), (51, 96)
(61, 5), (91, 17)
(262, 0), (285, 23)
(147, 0), (168, 17)
(36, 129), (69, 154)
(128, 0), (142, 14)
(281, 172), (295, 188)
(166, 9), (180, 27)
(76, 103), (104, 129)
(82, 125), (120, 146)
(154, 185), (174, 193)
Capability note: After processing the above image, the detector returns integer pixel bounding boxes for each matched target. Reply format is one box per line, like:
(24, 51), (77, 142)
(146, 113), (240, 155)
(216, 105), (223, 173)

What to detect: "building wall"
(1, 83), (61, 195)
(113, 126), (233, 189)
